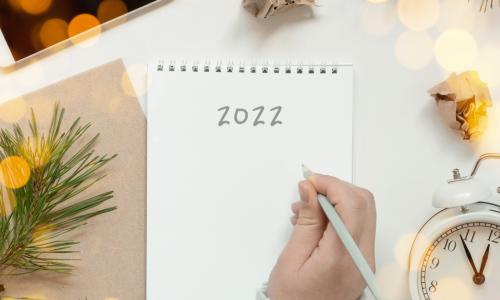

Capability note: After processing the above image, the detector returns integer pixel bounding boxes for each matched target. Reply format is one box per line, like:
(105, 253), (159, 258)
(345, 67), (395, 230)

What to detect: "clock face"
(419, 222), (500, 300)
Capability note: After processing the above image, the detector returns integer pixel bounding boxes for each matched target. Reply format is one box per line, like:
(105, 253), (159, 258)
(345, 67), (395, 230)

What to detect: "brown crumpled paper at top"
(428, 71), (493, 140)
(243, 0), (315, 19)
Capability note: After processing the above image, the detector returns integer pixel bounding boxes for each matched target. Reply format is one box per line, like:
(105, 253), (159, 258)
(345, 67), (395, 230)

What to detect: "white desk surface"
(1, 1), (500, 299)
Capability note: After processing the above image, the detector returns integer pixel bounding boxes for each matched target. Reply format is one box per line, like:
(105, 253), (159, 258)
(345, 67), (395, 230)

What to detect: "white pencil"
(302, 165), (383, 300)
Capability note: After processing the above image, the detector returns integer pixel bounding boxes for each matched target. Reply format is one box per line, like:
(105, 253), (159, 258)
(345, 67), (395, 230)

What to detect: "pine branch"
(0, 103), (117, 281)
(471, 0), (500, 12)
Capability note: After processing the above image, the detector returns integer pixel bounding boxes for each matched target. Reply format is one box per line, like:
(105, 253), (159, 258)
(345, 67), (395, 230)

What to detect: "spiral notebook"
(147, 61), (354, 299)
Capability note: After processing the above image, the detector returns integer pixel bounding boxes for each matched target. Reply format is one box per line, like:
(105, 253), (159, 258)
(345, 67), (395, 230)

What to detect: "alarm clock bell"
(433, 153), (500, 209)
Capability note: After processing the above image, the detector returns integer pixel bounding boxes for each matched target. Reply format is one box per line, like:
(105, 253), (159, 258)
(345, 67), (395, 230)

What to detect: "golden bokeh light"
(0, 188), (17, 217)
(25, 295), (47, 300)
(0, 98), (27, 123)
(376, 263), (408, 300)
(0, 156), (31, 189)
(476, 46), (500, 87)
(395, 31), (433, 70)
(39, 18), (68, 48)
(19, 138), (52, 168)
(398, 0), (440, 31)
(393, 232), (416, 267)
(31, 223), (55, 242)
(435, 29), (477, 72)
(432, 277), (471, 300)
(7, 0), (22, 11)
(360, 0), (397, 36)
(98, 0), (128, 23)
(68, 14), (101, 38)
(477, 105), (500, 150)
(19, 0), (52, 15)
(68, 14), (102, 47)
(121, 64), (149, 97)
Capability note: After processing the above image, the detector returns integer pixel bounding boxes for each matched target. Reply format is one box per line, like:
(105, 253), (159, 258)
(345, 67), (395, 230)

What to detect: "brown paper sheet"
(0, 60), (146, 299)
(243, 0), (315, 19)
(428, 71), (492, 140)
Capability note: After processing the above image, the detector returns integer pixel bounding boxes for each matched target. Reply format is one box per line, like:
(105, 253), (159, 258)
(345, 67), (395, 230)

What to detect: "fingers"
(308, 174), (376, 265)
(309, 175), (373, 239)
(279, 180), (327, 269)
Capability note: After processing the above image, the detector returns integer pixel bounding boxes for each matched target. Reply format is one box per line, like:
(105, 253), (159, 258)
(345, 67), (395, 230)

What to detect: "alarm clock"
(409, 153), (500, 300)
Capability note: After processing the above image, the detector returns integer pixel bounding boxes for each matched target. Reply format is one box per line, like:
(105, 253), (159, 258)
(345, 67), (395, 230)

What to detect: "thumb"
(279, 180), (327, 269)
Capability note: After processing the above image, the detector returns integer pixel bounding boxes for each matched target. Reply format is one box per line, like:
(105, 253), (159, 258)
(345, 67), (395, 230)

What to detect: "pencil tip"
(302, 164), (313, 179)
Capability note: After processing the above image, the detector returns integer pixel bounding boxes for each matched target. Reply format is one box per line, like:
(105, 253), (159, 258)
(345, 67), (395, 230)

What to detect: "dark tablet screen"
(0, 0), (157, 61)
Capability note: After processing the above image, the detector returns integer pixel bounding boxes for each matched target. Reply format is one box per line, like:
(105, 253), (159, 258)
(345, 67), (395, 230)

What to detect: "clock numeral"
(487, 230), (500, 244)
(443, 238), (457, 252)
(428, 280), (438, 293)
(463, 229), (476, 243)
(429, 257), (440, 269)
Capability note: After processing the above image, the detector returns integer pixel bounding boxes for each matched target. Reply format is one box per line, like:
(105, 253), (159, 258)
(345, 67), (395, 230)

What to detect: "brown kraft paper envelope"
(0, 60), (146, 300)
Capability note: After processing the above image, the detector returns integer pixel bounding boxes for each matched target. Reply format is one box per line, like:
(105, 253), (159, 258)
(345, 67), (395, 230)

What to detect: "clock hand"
(479, 244), (490, 276)
(460, 234), (479, 275)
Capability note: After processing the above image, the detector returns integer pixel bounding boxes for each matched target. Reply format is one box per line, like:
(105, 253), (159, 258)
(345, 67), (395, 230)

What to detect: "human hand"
(267, 174), (377, 300)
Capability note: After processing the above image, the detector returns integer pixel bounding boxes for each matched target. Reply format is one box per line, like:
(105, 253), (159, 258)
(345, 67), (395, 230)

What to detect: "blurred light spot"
(39, 18), (68, 48)
(435, 29), (477, 72)
(19, 0), (51, 15)
(104, 298), (119, 300)
(8, 0), (22, 11)
(0, 156), (31, 189)
(360, 1), (397, 36)
(98, 0), (128, 23)
(398, 0), (440, 31)
(0, 188), (16, 217)
(68, 14), (101, 37)
(121, 64), (149, 97)
(68, 14), (101, 47)
(26, 295), (46, 300)
(30, 22), (43, 51)
(376, 263), (408, 300)
(478, 104), (500, 150)
(0, 98), (27, 123)
(395, 31), (433, 70)
(19, 138), (52, 168)
(368, 0), (388, 3)
(32, 223), (55, 242)
(437, 0), (476, 31)
(394, 232), (416, 267)
(432, 277), (470, 300)
(476, 46), (500, 87)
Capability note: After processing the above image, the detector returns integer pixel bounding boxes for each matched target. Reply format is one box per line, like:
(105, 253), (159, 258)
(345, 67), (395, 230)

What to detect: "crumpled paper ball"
(428, 71), (492, 140)
(242, 0), (315, 19)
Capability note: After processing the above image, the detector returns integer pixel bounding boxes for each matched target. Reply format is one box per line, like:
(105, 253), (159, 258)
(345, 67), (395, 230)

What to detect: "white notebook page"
(147, 63), (353, 299)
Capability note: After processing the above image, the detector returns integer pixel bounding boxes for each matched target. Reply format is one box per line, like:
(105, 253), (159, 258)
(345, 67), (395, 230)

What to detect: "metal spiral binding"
(156, 61), (339, 74)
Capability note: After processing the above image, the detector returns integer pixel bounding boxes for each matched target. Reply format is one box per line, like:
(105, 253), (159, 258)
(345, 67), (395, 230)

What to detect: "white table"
(1, 1), (500, 299)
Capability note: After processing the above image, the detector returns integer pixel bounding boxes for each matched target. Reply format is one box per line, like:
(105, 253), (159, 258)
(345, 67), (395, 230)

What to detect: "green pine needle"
(0, 103), (117, 279)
